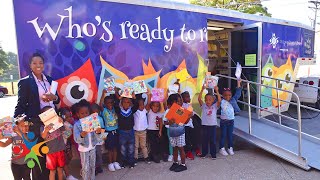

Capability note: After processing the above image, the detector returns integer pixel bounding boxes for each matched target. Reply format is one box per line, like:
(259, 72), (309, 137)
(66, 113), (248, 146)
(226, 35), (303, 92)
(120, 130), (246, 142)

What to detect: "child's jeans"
(219, 119), (234, 149)
(80, 148), (96, 180)
(167, 128), (173, 155)
(134, 130), (148, 159)
(201, 125), (217, 158)
(119, 129), (135, 166)
(95, 145), (103, 168)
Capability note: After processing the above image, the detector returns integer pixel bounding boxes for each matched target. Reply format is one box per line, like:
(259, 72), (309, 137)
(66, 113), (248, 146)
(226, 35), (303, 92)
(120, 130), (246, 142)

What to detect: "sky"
(0, 0), (315, 53)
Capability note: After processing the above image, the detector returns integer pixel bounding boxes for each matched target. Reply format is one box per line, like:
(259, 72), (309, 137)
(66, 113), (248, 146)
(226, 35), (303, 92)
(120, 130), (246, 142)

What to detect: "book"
(104, 77), (115, 94)
(168, 84), (179, 95)
(80, 113), (101, 132)
(131, 80), (148, 94)
(151, 88), (165, 102)
(120, 86), (134, 98)
(205, 73), (219, 89)
(0, 116), (16, 137)
(165, 103), (192, 125)
(39, 108), (63, 133)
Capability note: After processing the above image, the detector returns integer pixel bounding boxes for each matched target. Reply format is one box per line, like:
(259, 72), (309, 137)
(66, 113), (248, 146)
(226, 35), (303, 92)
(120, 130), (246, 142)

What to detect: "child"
(114, 87), (137, 169)
(181, 91), (200, 160)
(133, 97), (151, 164)
(40, 106), (66, 180)
(59, 108), (78, 180)
(164, 93), (188, 172)
(147, 101), (163, 163)
(91, 103), (105, 174)
(0, 115), (31, 180)
(219, 79), (242, 156)
(198, 85), (221, 159)
(73, 100), (103, 180)
(100, 91), (122, 172)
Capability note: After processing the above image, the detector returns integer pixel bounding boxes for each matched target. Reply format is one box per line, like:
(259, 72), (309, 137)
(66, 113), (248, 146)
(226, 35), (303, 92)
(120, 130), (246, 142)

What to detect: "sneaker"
(174, 164), (187, 172)
(66, 175), (78, 180)
(113, 162), (122, 170)
(169, 162), (180, 171)
(96, 167), (103, 174)
(134, 158), (138, 166)
(168, 155), (173, 162)
(108, 163), (115, 172)
(211, 156), (217, 160)
(129, 164), (135, 169)
(227, 147), (235, 155)
(195, 148), (201, 156)
(199, 154), (206, 159)
(145, 157), (151, 164)
(178, 155), (181, 161)
(219, 148), (228, 156)
(186, 151), (194, 160)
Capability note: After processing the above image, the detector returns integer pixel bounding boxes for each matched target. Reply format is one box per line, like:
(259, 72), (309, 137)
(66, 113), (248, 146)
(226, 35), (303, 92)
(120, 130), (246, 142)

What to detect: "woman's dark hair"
(29, 52), (45, 65)
(167, 93), (181, 107)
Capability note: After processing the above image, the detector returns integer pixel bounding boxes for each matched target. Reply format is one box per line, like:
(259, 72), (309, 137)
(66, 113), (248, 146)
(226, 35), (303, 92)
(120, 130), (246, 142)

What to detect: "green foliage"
(0, 48), (19, 81)
(190, 0), (271, 17)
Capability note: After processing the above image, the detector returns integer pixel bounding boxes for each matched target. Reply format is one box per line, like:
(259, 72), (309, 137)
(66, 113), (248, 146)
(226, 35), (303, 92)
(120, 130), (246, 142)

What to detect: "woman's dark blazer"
(14, 73), (60, 124)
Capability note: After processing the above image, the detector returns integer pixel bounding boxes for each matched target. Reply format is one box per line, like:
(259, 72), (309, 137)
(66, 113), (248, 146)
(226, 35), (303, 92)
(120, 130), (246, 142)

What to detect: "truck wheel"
(0, 91), (4, 98)
(315, 101), (320, 109)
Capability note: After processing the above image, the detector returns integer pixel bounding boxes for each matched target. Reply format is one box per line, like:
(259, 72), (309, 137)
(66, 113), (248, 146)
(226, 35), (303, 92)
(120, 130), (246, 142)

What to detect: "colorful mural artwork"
(13, 0), (314, 114)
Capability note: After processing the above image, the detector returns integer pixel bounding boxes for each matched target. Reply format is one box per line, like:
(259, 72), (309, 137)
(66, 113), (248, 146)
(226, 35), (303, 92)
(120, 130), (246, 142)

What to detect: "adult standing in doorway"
(14, 53), (60, 180)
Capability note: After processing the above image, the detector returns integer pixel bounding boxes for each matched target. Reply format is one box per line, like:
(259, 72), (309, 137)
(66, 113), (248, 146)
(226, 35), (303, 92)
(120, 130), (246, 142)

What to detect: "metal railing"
(261, 75), (320, 114)
(216, 74), (303, 157)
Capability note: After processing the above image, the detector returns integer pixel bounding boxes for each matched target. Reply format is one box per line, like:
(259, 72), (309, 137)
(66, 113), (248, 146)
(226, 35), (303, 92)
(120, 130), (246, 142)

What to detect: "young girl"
(164, 94), (188, 172)
(198, 85), (221, 159)
(147, 101), (163, 163)
(114, 88), (137, 169)
(59, 108), (78, 180)
(73, 100), (103, 180)
(91, 103), (105, 174)
(219, 79), (242, 156)
(40, 106), (66, 180)
(133, 96), (151, 164)
(100, 92), (121, 172)
(0, 115), (31, 180)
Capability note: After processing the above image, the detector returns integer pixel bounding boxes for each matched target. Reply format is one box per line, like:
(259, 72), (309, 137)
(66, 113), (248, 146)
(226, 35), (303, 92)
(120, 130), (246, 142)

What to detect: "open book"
(151, 88), (165, 102)
(205, 73), (219, 89)
(80, 113), (101, 132)
(39, 108), (63, 133)
(165, 103), (192, 125)
(0, 116), (16, 137)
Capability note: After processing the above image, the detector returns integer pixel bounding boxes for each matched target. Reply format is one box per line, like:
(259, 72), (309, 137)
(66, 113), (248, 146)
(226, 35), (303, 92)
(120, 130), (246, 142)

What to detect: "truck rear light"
(309, 81), (314, 85)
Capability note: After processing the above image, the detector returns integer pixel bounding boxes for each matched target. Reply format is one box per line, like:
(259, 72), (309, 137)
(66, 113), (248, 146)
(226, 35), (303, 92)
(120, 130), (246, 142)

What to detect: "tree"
(190, 0), (271, 17)
(0, 45), (9, 76)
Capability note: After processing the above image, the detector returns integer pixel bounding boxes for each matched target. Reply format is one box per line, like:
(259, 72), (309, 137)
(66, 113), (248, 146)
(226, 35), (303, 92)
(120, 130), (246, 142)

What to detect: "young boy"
(40, 107), (66, 180)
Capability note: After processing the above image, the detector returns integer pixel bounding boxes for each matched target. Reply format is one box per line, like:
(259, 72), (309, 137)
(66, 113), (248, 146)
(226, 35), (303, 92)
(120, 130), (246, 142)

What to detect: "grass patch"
(0, 81), (18, 95)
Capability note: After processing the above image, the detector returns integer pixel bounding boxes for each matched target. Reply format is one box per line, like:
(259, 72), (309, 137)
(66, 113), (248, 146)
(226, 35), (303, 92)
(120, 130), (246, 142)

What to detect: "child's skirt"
(169, 133), (186, 147)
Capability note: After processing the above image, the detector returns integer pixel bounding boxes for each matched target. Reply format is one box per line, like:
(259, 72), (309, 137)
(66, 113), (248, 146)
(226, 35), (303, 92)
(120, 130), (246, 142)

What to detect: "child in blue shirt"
(219, 79), (242, 156)
(100, 91), (122, 172)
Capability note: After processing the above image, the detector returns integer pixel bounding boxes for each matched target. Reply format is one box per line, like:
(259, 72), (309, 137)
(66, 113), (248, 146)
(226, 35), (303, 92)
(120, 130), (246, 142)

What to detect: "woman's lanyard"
(37, 75), (48, 93)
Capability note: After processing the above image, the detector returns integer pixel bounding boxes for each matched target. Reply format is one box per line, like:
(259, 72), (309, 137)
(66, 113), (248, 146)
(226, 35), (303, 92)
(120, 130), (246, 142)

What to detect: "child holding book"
(59, 108), (78, 180)
(73, 100), (103, 180)
(198, 85), (221, 159)
(114, 87), (137, 169)
(100, 92), (122, 172)
(219, 79), (242, 156)
(0, 115), (31, 180)
(164, 93), (189, 172)
(40, 106), (66, 180)
(147, 101), (163, 163)
(91, 103), (105, 174)
(133, 91), (151, 164)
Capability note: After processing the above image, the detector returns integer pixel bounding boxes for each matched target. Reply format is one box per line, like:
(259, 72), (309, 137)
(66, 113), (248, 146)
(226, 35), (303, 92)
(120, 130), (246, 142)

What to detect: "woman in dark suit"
(14, 53), (60, 180)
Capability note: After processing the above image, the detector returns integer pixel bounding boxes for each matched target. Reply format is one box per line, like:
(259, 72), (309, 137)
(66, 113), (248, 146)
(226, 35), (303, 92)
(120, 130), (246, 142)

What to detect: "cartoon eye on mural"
(56, 60), (98, 107)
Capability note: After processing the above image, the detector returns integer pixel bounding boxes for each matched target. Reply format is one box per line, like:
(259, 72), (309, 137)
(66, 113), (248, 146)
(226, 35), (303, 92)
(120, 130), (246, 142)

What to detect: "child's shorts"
(105, 130), (119, 150)
(46, 150), (66, 170)
(169, 133), (186, 147)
